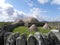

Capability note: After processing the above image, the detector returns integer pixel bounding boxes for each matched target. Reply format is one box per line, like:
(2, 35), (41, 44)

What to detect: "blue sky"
(0, 0), (60, 22)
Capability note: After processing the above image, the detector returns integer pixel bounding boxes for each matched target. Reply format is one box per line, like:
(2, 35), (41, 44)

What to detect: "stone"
(4, 32), (12, 45)
(21, 33), (27, 45)
(34, 32), (42, 45)
(51, 29), (59, 33)
(16, 33), (27, 45)
(13, 32), (20, 38)
(34, 32), (50, 45)
(42, 35), (50, 45)
(48, 32), (60, 45)
(0, 30), (6, 45)
(6, 32), (20, 45)
(34, 32), (49, 45)
(16, 36), (21, 45)
(5, 33), (15, 45)
(27, 34), (38, 45)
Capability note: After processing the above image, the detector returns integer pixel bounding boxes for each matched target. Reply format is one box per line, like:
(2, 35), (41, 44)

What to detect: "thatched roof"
(12, 19), (24, 25)
(29, 24), (39, 32)
(23, 17), (39, 23)
(43, 23), (51, 29)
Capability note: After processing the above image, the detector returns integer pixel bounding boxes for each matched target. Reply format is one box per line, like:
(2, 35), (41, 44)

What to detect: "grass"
(0, 22), (50, 35)
(13, 26), (50, 36)
(0, 22), (51, 36)
(0, 22), (12, 27)
(38, 27), (50, 34)
(13, 26), (36, 36)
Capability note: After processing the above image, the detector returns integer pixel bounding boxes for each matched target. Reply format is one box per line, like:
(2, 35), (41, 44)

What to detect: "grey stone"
(13, 32), (20, 38)
(34, 32), (50, 45)
(27, 34), (38, 45)
(34, 32), (42, 45)
(21, 33), (27, 45)
(0, 30), (6, 45)
(16, 33), (27, 45)
(42, 35), (50, 45)
(5, 33), (15, 45)
(16, 36), (21, 45)
(48, 32), (60, 45)
(5, 32), (20, 45)
(34, 32), (49, 45)
(4, 32), (12, 45)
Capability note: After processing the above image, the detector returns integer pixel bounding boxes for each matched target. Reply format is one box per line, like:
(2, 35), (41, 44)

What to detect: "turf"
(0, 22), (51, 35)
(0, 22), (12, 27)
(13, 26), (50, 35)
(13, 26), (36, 36)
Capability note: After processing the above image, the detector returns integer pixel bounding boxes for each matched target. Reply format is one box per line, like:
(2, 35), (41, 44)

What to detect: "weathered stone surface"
(34, 32), (49, 45)
(48, 32), (60, 45)
(16, 36), (21, 45)
(5, 32), (20, 45)
(6, 33), (15, 45)
(34, 32), (42, 45)
(6, 33), (14, 45)
(21, 33), (27, 45)
(42, 35), (50, 45)
(4, 32), (12, 45)
(0, 30), (6, 45)
(28, 34), (38, 45)
(1, 24), (14, 32)
(13, 32), (20, 38)
(16, 33), (27, 45)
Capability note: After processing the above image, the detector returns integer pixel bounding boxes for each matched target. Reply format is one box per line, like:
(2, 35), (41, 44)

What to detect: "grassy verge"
(13, 26), (50, 36)
(0, 22), (12, 27)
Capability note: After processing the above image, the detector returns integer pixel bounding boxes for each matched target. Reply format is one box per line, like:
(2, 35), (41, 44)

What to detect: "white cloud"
(5, 7), (14, 15)
(0, 0), (25, 22)
(0, 0), (5, 4)
(0, 0), (28, 22)
(0, 0), (49, 22)
(0, 0), (13, 8)
(0, 0), (56, 22)
(27, 8), (47, 21)
(25, 0), (34, 7)
(38, 0), (50, 4)
(29, 8), (41, 17)
(37, 0), (60, 5)
(51, 0), (60, 5)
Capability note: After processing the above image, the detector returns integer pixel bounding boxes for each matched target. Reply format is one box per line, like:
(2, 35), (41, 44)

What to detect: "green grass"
(13, 26), (50, 36)
(0, 22), (51, 36)
(0, 22), (12, 27)
(38, 27), (50, 34)
(0, 22), (59, 37)
(13, 26), (36, 36)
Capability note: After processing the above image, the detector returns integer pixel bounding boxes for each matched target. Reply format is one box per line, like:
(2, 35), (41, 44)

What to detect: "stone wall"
(0, 23), (60, 45)
(1, 31), (59, 45)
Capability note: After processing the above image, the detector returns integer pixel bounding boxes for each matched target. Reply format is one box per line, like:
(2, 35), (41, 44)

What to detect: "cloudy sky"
(0, 0), (60, 22)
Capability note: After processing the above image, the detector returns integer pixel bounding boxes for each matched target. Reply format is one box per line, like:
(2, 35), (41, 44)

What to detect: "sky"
(0, 0), (60, 22)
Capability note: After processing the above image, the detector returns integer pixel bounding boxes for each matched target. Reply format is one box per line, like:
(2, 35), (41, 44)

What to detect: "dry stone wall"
(0, 31), (59, 45)
(0, 24), (60, 45)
